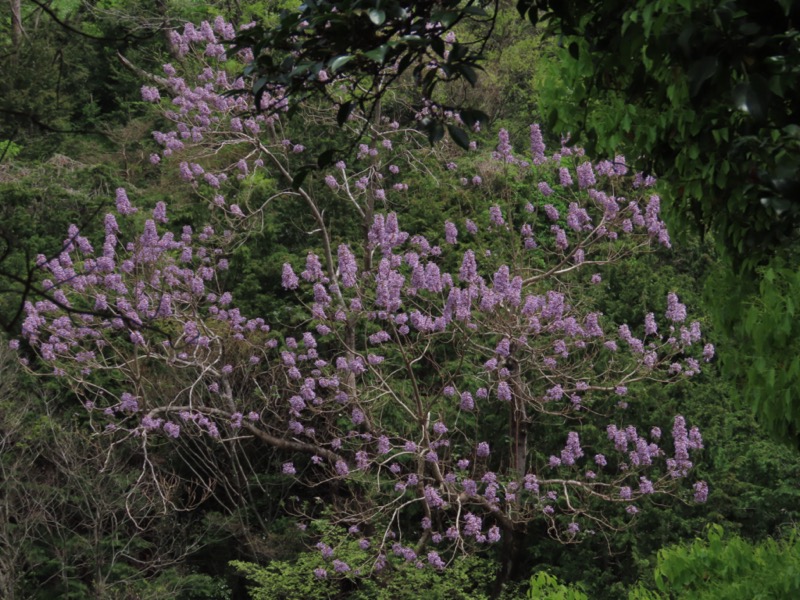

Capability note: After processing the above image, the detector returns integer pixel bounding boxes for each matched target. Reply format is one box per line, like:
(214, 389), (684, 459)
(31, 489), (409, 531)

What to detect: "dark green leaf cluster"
(236, 1), (495, 151)
(529, 0), (800, 268)
(521, 0), (800, 447)
(708, 256), (800, 442)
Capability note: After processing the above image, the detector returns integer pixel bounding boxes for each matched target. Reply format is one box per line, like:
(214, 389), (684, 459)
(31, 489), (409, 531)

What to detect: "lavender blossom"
(530, 124), (546, 164)
(282, 263), (299, 289)
(444, 221), (458, 244)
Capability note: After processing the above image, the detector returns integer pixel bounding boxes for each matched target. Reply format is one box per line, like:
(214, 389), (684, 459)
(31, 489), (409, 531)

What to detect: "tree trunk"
(10, 0), (23, 50)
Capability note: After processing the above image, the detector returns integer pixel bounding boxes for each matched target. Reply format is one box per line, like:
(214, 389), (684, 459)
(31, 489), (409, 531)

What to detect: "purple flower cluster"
(492, 128), (522, 165)
(530, 124), (546, 164)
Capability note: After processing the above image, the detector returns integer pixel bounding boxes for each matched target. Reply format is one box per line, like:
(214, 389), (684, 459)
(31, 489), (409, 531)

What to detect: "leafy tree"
(526, 0), (800, 260)
(526, 0), (800, 444)
(232, 542), (495, 600)
(239, 0), (800, 260)
(234, 0), (498, 149)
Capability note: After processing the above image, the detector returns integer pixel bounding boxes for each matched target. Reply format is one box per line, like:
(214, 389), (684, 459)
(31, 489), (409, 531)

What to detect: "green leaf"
(400, 34), (425, 47)
(732, 84), (765, 122)
(365, 45), (389, 63)
(449, 42), (468, 62)
(317, 149), (335, 169)
(459, 108), (488, 128)
(569, 42), (579, 59)
(446, 124), (470, 149)
(367, 9), (386, 25)
(463, 5), (488, 16)
(397, 51), (414, 74)
(292, 166), (311, 189)
(329, 55), (353, 72)
(425, 120), (444, 145)
(336, 101), (353, 126)
(431, 36), (446, 58)
(687, 56), (718, 97)
(677, 24), (695, 57)
(458, 64), (479, 86)
(433, 10), (459, 27)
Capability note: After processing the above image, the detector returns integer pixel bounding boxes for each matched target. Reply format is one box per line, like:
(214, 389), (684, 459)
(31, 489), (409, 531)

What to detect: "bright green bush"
(511, 526), (800, 600)
(525, 571), (588, 600)
(232, 553), (494, 600)
(629, 525), (800, 599)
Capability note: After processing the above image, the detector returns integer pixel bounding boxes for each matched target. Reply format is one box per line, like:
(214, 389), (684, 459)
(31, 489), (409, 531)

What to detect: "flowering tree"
(15, 18), (711, 579)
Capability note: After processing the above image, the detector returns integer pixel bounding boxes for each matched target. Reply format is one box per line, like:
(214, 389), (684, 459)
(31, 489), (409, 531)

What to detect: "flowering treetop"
(14, 18), (711, 577)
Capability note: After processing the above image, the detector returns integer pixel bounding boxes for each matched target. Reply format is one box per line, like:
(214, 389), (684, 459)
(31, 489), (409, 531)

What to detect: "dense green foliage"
(525, 571), (588, 600)
(535, 525), (800, 599)
(530, 0), (800, 262)
(245, 0), (800, 261)
(527, 0), (800, 444)
(644, 525), (800, 598)
(236, 0), (496, 151)
(0, 349), (232, 599)
(232, 553), (495, 600)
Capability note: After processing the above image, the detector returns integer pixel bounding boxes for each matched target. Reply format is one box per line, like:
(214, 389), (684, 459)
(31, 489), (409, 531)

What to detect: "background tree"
(526, 0), (800, 445)
(518, 524), (800, 599)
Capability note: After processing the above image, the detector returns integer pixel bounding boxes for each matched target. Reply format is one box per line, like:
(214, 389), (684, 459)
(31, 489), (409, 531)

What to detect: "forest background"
(1, 1), (799, 599)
